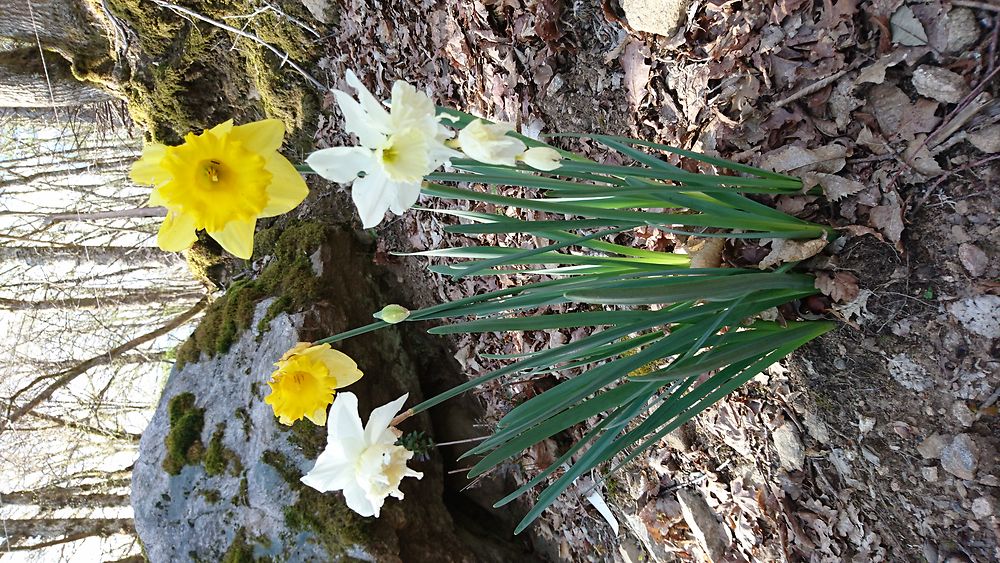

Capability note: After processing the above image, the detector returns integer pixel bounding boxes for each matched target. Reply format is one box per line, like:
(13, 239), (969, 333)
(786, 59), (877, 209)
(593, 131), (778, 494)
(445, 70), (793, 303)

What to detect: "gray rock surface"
(940, 434), (979, 481)
(946, 8), (980, 54)
(676, 489), (731, 563)
(773, 421), (805, 471)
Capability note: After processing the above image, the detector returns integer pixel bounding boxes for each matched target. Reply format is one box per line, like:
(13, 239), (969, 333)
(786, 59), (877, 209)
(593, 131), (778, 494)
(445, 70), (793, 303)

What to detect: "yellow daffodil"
(305, 70), (458, 229)
(264, 342), (363, 426)
(131, 119), (309, 259)
(454, 119), (563, 171)
(301, 392), (423, 517)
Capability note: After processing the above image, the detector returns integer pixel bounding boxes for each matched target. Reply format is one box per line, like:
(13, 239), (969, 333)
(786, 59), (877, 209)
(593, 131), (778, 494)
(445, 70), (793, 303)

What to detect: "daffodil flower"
(306, 71), (457, 229)
(131, 120), (308, 259)
(264, 343), (363, 426)
(454, 119), (563, 171)
(301, 392), (423, 517)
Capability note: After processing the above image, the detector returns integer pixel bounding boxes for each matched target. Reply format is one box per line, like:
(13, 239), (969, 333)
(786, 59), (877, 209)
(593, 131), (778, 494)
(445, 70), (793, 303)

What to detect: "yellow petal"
(131, 143), (170, 186)
(208, 219), (256, 259)
(305, 406), (329, 426)
(304, 346), (363, 388)
(157, 211), (198, 252)
(231, 119), (285, 154)
(260, 153), (309, 217)
(207, 120), (234, 138)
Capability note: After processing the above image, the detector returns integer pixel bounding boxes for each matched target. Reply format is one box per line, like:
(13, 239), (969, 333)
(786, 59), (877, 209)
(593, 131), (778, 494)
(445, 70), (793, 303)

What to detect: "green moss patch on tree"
(163, 392), (205, 475)
(261, 449), (371, 557)
(175, 221), (328, 367)
(104, 0), (320, 146)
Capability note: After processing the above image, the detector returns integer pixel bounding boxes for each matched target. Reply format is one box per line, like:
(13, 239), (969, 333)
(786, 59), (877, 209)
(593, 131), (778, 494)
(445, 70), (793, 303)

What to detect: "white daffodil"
(301, 392), (423, 518)
(306, 71), (457, 228)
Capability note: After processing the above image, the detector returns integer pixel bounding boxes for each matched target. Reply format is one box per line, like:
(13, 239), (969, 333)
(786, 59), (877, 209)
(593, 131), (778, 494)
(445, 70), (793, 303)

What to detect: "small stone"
(971, 496), (994, 519)
(888, 353), (933, 392)
(621, 0), (692, 36)
(677, 489), (732, 562)
(666, 422), (694, 452)
(951, 401), (975, 428)
(958, 243), (989, 277)
(922, 466), (939, 482)
(940, 434), (979, 481)
(917, 433), (951, 459)
(946, 8), (980, 54)
(912, 66), (969, 104)
(948, 296), (1000, 339)
(773, 422), (805, 471)
(967, 124), (1000, 154)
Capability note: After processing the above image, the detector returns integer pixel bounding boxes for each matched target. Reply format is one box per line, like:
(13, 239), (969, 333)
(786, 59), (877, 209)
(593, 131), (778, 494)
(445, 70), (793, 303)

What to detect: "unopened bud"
(374, 304), (410, 324)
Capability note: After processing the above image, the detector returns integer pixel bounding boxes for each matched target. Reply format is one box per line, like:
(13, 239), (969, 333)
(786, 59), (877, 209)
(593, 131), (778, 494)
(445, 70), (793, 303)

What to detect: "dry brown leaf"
(903, 136), (945, 176)
(890, 5), (928, 46)
(760, 144), (848, 175)
(806, 172), (866, 201)
(869, 191), (905, 245)
(621, 39), (652, 110)
(815, 271), (861, 303)
(854, 50), (907, 86)
(870, 84), (910, 138)
(758, 238), (828, 269)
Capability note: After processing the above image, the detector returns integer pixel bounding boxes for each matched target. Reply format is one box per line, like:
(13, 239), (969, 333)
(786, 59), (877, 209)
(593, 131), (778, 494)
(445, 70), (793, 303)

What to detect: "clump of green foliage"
(262, 450), (370, 556)
(204, 423), (242, 477)
(199, 489), (222, 504)
(175, 222), (328, 367)
(163, 392), (205, 475)
(220, 528), (257, 563)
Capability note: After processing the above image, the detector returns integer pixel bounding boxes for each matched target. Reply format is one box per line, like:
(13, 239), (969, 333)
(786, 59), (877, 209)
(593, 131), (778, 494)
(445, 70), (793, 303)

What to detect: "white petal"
(326, 392), (365, 455)
(364, 393), (409, 446)
(306, 147), (373, 183)
(333, 90), (387, 149)
(345, 70), (391, 132)
(300, 458), (354, 492)
(386, 180), (421, 216)
(350, 168), (395, 228)
(342, 482), (378, 517)
(520, 147), (563, 171)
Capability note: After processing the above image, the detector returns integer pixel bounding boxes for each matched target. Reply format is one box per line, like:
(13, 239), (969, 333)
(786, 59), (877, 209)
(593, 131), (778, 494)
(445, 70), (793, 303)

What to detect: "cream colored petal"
(388, 80), (436, 130)
(345, 70), (391, 131)
(156, 211), (198, 252)
(306, 146), (373, 183)
(231, 119), (285, 154)
(326, 392), (365, 454)
(341, 482), (378, 517)
(363, 394), (408, 447)
(520, 147), (563, 171)
(260, 154), (309, 217)
(208, 219), (256, 259)
(131, 143), (170, 186)
(301, 457), (355, 492)
(334, 90), (387, 149)
(386, 179), (421, 216)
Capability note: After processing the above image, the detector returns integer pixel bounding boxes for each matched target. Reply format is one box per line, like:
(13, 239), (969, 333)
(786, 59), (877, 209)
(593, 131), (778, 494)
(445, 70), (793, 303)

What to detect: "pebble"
(620, 0), (691, 36)
(677, 489), (732, 563)
(923, 466), (939, 482)
(773, 422), (805, 471)
(917, 433), (951, 459)
(948, 295), (1000, 339)
(971, 496), (994, 519)
(946, 8), (980, 54)
(951, 400), (975, 428)
(958, 243), (988, 277)
(912, 66), (968, 104)
(940, 434), (979, 481)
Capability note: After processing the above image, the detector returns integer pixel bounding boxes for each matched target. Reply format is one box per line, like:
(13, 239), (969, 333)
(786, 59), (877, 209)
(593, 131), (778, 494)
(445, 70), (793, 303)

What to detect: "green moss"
(287, 418), (327, 460)
(234, 476), (250, 506)
(262, 450), (370, 556)
(200, 489), (222, 504)
(106, 0), (319, 143)
(204, 423), (241, 477)
(176, 222), (328, 367)
(163, 393), (205, 475)
(221, 528), (257, 563)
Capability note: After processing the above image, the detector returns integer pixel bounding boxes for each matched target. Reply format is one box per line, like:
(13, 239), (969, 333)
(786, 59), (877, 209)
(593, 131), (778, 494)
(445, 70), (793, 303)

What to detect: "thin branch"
(25, 411), (142, 443)
(150, 0), (328, 92)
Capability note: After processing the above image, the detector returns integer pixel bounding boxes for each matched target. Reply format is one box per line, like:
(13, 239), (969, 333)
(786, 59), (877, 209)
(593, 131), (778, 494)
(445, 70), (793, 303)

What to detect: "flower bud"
(519, 146), (563, 171)
(374, 304), (411, 324)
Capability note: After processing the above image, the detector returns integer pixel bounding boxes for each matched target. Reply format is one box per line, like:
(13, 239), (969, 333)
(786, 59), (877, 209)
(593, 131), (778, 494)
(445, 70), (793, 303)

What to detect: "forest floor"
(297, 0), (1000, 561)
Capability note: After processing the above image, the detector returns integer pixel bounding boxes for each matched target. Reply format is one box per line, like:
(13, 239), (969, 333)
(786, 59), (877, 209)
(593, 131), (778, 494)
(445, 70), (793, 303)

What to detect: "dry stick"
(1, 297), (209, 432)
(773, 69), (849, 108)
(150, 0), (328, 93)
(42, 206), (167, 224)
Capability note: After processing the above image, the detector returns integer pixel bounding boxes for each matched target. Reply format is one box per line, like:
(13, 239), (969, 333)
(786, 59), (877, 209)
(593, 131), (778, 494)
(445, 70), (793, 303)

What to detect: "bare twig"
(150, 0), (328, 92)
(953, 0), (1000, 11)
(774, 69), (849, 108)
(42, 206), (167, 224)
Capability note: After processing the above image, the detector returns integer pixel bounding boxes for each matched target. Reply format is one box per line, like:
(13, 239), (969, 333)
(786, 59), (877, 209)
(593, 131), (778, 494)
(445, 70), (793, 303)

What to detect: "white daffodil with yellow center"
(131, 119), (308, 259)
(301, 392), (423, 518)
(306, 71), (458, 229)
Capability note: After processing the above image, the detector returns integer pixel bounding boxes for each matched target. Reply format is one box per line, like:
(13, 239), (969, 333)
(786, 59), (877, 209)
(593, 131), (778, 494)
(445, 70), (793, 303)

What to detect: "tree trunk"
(0, 289), (204, 311)
(0, 48), (110, 107)
(1, 488), (130, 509)
(1, 517), (134, 548)
(0, 244), (183, 267)
(0, 0), (110, 59)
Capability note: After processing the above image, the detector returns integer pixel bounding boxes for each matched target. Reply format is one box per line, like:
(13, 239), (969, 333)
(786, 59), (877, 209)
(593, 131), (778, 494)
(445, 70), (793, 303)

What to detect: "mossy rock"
(175, 221), (328, 367)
